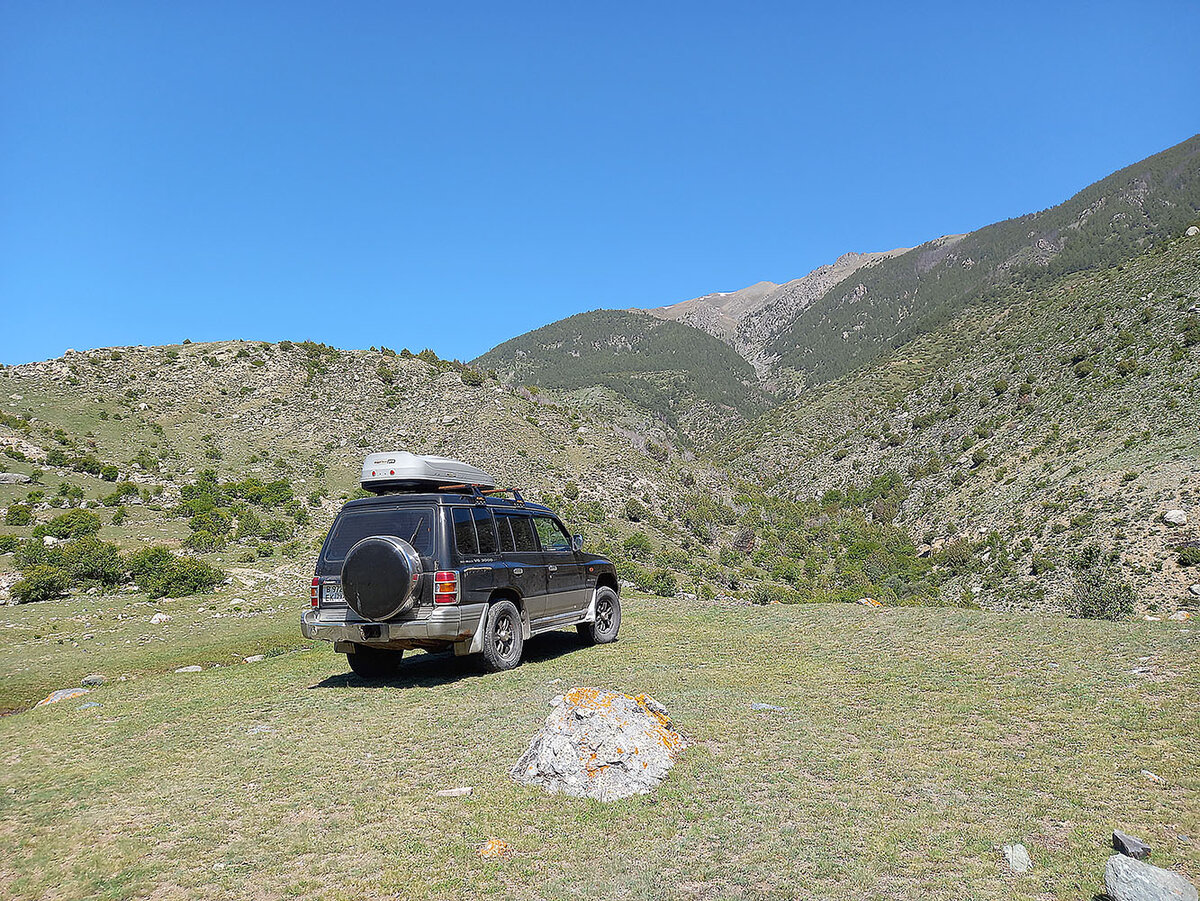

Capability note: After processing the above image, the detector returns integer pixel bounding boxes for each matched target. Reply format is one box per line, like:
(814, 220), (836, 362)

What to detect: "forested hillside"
(475, 309), (772, 440)
(768, 134), (1200, 384)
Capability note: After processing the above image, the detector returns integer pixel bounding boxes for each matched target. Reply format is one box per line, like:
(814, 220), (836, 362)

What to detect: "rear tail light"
(434, 571), (459, 605)
(311, 577), (320, 608)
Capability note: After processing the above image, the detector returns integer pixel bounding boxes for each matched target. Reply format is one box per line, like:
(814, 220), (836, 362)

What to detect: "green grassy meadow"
(1, 594), (1196, 900)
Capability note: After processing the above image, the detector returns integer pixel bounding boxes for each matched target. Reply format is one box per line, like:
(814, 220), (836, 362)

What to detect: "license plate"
(322, 582), (344, 602)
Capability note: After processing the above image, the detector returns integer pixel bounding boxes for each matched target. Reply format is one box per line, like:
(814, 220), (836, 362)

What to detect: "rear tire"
(578, 587), (620, 645)
(480, 599), (524, 672)
(346, 645), (403, 679)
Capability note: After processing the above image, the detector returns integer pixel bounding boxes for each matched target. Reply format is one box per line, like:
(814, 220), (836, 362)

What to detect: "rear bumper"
(300, 603), (486, 648)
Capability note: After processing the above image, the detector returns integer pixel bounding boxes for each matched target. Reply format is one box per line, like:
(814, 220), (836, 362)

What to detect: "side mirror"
(571, 534), (584, 552)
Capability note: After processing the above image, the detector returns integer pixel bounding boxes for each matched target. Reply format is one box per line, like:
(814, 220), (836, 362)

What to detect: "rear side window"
(473, 508), (498, 555)
(498, 512), (537, 552)
(452, 507), (479, 556)
(323, 506), (435, 562)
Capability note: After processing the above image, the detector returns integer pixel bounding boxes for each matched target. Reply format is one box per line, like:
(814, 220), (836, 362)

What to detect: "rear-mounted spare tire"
(341, 536), (422, 621)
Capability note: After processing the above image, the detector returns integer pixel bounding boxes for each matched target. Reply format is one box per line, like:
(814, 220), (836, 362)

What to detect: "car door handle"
(547, 565), (558, 573)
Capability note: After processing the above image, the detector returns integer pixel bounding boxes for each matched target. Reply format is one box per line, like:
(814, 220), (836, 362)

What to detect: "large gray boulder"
(511, 687), (686, 801)
(1163, 510), (1189, 527)
(1105, 854), (1198, 901)
(0, 472), (31, 484)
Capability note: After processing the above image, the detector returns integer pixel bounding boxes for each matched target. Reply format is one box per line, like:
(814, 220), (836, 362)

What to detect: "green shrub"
(0, 534), (18, 553)
(61, 536), (124, 586)
(1178, 545), (1200, 567)
(460, 369), (485, 387)
(1073, 359), (1094, 377)
(125, 547), (223, 598)
(111, 505), (127, 526)
(260, 519), (294, 542)
(11, 565), (70, 603)
(100, 464), (119, 482)
(624, 498), (646, 521)
(1069, 548), (1134, 620)
(5, 504), (32, 526)
(751, 582), (804, 605)
(33, 509), (101, 540)
(184, 530), (225, 552)
(562, 481), (580, 501)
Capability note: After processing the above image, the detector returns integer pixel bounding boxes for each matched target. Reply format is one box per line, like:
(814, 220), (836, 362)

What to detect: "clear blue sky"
(2, 1), (1197, 365)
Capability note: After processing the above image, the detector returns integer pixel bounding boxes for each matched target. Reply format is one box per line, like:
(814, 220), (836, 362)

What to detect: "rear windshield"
(323, 506), (436, 562)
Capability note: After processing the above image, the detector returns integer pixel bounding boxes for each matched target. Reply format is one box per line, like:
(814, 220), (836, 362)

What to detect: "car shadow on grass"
(307, 630), (598, 690)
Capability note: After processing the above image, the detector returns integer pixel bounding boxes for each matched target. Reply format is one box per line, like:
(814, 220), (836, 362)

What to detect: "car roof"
(340, 493), (554, 515)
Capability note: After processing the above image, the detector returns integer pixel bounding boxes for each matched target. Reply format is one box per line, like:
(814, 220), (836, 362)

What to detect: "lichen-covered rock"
(1105, 854), (1198, 901)
(36, 687), (90, 707)
(510, 687), (686, 801)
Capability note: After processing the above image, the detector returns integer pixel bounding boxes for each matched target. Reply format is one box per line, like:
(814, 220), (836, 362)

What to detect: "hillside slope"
(724, 232), (1200, 612)
(474, 309), (772, 441)
(769, 133), (1200, 385)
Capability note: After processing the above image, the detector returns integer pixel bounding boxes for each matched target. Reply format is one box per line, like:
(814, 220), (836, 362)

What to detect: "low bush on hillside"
(12, 565), (70, 603)
(126, 547), (223, 598)
(1068, 546), (1135, 620)
(5, 504), (32, 526)
(32, 509), (101, 540)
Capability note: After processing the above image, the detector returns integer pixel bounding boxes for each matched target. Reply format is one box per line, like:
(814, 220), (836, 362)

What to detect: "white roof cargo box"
(361, 451), (496, 494)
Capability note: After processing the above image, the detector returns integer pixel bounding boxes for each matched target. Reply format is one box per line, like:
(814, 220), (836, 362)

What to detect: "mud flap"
(454, 606), (488, 657)
(582, 588), (599, 624)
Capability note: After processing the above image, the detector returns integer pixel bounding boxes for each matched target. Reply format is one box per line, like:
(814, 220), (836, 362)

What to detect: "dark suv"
(302, 489), (621, 676)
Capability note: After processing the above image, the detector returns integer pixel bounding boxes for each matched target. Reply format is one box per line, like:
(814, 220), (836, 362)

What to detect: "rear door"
(533, 514), (589, 620)
(495, 511), (549, 622)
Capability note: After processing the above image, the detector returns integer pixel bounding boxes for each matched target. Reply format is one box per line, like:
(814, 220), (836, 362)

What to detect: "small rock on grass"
(174, 665), (203, 673)
(1104, 854), (1198, 901)
(150, 612), (172, 625)
(243, 655), (265, 664)
(750, 702), (787, 712)
(1002, 843), (1032, 874)
(1114, 830), (1152, 860)
(435, 787), (472, 797)
(36, 687), (90, 707)
(1141, 770), (1167, 785)
(81, 673), (106, 687)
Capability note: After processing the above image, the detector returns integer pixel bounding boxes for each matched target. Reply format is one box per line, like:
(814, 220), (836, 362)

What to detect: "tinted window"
(496, 514), (516, 553)
(473, 508), (498, 555)
(534, 516), (572, 552)
(324, 507), (435, 561)
(452, 507), (479, 556)
(499, 512), (537, 552)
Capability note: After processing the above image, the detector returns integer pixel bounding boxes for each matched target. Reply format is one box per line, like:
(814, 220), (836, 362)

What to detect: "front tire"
(480, 599), (524, 672)
(578, 587), (620, 645)
(346, 645), (403, 678)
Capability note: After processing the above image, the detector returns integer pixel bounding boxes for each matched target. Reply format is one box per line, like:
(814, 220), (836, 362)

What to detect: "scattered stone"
(1189, 585), (1200, 598)
(81, 673), (106, 687)
(750, 702), (787, 712)
(243, 655), (265, 664)
(1002, 843), (1032, 874)
(149, 612), (172, 625)
(858, 597), (883, 608)
(0, 472), (31, 484)
(247, 724), (275, 735)
(1163, 510), (1188, 527)
(476, 838), (513, 860)
(511, 687), (686, 801)
(1141, 769), (1167, 785)
(1169, 611), (1192, 622)
(42, 535), (58, 547)
(435, 787), (473, 797)
(77, 701), (100, 709)
(174, 665), (203, 673)
(1114, 830), (1152, 860)
(36, 687), (90, 707)
(1187, 225), (1200, 237)
(1104, 854), (1198, 901)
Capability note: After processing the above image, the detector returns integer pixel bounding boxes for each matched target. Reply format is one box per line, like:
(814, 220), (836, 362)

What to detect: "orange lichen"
(476, 838), (514, 860)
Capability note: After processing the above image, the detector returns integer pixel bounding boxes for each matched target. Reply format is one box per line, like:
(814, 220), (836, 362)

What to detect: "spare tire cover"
(341, 535), (422, 621)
